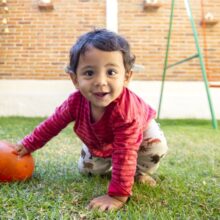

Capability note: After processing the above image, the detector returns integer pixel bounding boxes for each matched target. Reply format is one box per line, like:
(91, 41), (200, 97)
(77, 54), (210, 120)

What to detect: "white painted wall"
(0, 80), (219, 119)
(106, 0), (118, 32)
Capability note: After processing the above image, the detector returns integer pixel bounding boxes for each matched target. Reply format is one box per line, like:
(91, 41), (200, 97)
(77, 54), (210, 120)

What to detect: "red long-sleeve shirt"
(22, 87), (156, 196)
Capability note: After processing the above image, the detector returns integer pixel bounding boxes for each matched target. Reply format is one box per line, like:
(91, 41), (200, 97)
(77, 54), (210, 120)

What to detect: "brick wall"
(0, 0), (220, 81)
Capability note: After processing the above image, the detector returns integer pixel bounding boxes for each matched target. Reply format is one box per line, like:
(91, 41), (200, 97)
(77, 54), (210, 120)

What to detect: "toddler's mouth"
(94, 92), (109, 97)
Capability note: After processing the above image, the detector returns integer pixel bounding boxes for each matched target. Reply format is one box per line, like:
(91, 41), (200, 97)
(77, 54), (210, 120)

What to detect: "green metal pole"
(167, 53), (199, 69)
(157, 0), (175, 119)
(184, 0), (218, 129)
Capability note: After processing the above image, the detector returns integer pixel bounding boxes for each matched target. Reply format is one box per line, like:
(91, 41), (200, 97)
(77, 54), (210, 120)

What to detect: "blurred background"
(0, 0), (219, 119)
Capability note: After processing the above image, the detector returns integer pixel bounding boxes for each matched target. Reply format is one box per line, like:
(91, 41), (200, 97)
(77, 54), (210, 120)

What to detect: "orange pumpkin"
(0, 141), (34, 182)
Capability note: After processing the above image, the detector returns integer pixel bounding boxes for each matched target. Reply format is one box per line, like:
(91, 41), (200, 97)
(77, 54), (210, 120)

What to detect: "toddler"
(14, 29), (168, 211)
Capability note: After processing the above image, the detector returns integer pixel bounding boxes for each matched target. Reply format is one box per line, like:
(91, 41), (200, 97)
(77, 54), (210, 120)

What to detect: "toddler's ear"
(124, 71), (133, 86)
(70, 74), (79, 89)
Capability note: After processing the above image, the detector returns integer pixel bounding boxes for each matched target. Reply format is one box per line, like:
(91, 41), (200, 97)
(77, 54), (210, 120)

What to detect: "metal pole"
(157, 0), (175, 119)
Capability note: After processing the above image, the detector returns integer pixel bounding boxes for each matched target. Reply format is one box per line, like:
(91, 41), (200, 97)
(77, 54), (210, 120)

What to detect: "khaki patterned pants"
(78, 119), (168, 177)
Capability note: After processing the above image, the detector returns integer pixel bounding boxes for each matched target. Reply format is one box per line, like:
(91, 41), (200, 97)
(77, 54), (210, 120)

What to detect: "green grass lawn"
(0, 117), (220, 219)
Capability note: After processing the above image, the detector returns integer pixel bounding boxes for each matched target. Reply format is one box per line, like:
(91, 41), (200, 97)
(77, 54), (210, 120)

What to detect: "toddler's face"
(71, 47), (132, 116)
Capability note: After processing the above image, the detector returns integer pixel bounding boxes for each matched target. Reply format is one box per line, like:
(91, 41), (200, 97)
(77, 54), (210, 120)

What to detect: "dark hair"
(66, 29), (135, 74)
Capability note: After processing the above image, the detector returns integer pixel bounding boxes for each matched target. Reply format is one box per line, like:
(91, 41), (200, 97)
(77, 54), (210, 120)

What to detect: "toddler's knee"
(137, 139), (168, 175)
(78, 157), (92, 175)
(77, 148), (112, 175)
(139, 137), (168, 156)
(78, 159), (111, 175)
(153, 138), (168, 157)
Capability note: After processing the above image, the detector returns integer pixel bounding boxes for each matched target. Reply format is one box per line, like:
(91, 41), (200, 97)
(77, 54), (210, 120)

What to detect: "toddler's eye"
(85, 70), (94, 76)
(107, 69), (117, 76)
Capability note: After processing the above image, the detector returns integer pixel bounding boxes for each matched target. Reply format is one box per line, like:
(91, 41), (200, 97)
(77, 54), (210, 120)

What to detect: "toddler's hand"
(88, 194), (127, 212)
(13, 143), (29, 157)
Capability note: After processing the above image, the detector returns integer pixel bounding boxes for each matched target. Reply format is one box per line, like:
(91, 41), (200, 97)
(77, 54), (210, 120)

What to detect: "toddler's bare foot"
(136, 174), (157, 187)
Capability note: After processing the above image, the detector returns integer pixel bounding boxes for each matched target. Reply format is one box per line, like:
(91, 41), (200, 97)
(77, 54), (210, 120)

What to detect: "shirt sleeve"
(21, 93), (77, 152)
(108, 119), (143, 197)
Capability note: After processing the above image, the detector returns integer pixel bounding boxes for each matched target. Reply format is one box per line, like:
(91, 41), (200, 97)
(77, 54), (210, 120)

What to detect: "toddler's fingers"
(12, 143), (28, 157)
(19, 148), (29, 157)
(10, 144), (20, 155)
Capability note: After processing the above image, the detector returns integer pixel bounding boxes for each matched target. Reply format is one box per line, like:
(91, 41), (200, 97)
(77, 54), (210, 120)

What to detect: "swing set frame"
(157, 0), (218, 129)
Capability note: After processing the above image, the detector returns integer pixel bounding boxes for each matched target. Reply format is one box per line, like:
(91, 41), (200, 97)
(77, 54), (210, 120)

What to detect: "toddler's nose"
(94, 73), (107, 86)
